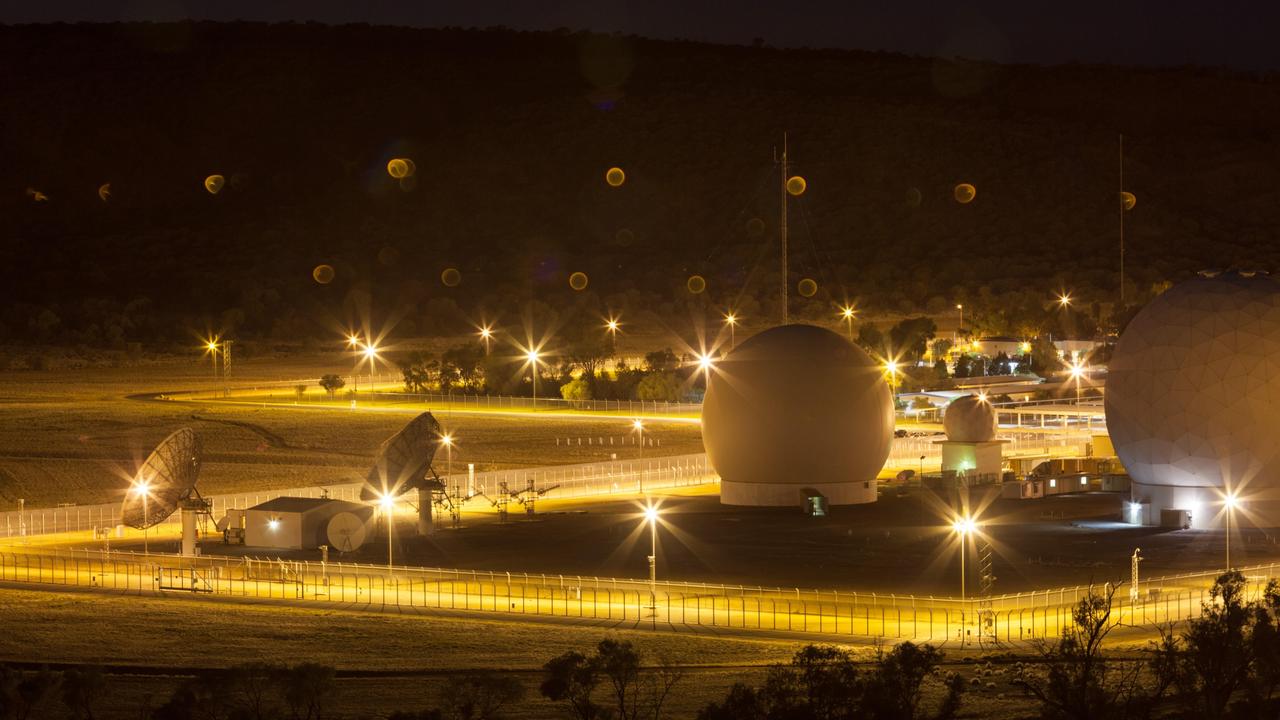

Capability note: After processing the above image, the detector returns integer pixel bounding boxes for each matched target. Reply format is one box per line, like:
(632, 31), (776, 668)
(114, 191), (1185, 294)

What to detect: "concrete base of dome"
(1128, 481), (1280, 529)
(720, 478), (876, 507)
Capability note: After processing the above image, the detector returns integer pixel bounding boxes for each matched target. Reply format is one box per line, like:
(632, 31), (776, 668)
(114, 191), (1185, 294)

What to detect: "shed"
(244, 496), (371, 550)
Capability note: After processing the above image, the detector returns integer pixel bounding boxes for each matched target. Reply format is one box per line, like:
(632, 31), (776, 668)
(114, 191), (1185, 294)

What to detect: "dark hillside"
(3, 22), (1279, 345)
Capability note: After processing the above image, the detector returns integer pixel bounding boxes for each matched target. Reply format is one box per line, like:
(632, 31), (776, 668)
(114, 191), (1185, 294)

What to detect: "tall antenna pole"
(1119, 133), (1125, 307)
(780, 132), (789, 324)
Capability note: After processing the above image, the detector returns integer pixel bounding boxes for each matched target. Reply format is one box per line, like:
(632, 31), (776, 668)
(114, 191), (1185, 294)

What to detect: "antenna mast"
(780, 133), (789, 324)
(1119, 133), (1125, 306)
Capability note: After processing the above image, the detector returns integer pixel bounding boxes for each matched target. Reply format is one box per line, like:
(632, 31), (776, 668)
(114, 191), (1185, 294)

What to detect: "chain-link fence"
(2, 548), (1274, 646)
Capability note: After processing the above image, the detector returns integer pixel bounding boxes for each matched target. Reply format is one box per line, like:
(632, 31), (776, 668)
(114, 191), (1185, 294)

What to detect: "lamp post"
(347, 334), (362, 394)
(644, 504), (659, 612)
(952, 515), (977, 600)
(1069, 360), (1086, 405)
(363, 343), (379, 399)
(1225, 492), (1240, 570)
(478, 325), (493, 355)
(380, 494), (395, 575)
(840, 306), (856, 342)
(956, 304), (964, 334)
(132, 479), (152, 554)
(526, 349), (540, 409)
(441, 433), (454, 494)
(884, 360), (900, 396)
(205, 339), (219, 396)
(605, 317), (620, 353)
(696, 353), (715, 386)
(723, 312), (738, 349)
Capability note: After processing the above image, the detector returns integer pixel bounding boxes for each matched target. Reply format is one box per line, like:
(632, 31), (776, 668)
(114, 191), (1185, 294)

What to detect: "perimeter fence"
(0, 454), (716, 539)
(1, 548), (1275, 647)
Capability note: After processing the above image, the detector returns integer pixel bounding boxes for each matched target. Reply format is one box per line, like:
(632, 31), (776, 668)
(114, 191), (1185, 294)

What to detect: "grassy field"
(0, 585), (1039, 719)
(0, 358), (703, 509)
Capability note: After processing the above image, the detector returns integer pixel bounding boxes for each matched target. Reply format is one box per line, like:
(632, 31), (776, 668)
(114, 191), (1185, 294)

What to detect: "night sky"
(5, 0), (1280, 71)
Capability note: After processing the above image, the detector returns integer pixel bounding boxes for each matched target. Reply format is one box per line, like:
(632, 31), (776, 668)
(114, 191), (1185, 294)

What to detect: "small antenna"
(1119, 133), (1125, 307)
(780, 132), (789, 324)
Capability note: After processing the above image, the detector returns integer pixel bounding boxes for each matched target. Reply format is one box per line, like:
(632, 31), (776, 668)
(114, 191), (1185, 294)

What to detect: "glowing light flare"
(1058, 293), (1072, 308)
(723, 312), (738, 326)
(378, 493), (395, 511)
(1224, 492), (1241, 511)
(697, 353), (715, 371)
(797, 278), (818, 297)
(687, 275), (706, 294)
(605, 167), (626, 187)
(953, 183), (976, 204)
(1020, 341), (1032, 354)
(130, 479), (152, 499)
(204, 175), (225, 194)
(441, 268), (462, 287)
(840, 306), (856, 320)
(363, 344), (379, 360)
(605, 317), (621, 334)
(644, 505), (659, 523)
(569, 272), (589, 291)
(386, 158), (416, 179)
(952, 516), (978, 535)
(1068, 359), (1087, 380)
(312, 264), (335, 284)
(632, 419), (644, 432)
(268, 519), (280, 531)
(440, 433), (454, 448)
(786, 176), (807, 196)
(478, 326), (493, 340)
(98, 183), (111, 202)
(1120, 191), (1137, 211)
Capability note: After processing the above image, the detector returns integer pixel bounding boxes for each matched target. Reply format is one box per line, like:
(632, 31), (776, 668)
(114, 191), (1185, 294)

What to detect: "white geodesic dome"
(943, 395), (996, 442)
(1106, 271), (1280, 527)
(702, 323), (894, 506)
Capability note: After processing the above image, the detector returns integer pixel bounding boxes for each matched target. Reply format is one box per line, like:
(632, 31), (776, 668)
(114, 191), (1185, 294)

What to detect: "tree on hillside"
(318, 374), (345, 398)
(1016, 583), (1169, 720)
(636, 371), (681, 402)
(857, 324), (887, 358)
(889, 317), (937, 361)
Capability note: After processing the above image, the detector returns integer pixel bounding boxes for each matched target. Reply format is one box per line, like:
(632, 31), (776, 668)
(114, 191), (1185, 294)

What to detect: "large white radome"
(1106, 271), (1280, 527)
(702, 323), (894, 506)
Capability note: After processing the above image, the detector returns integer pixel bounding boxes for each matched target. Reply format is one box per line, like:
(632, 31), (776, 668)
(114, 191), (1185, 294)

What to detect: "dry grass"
(0, 360), (703, 509)
(0, 585), (1038, 719)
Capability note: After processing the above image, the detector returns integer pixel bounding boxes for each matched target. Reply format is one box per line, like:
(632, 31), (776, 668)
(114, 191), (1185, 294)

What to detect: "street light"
(956, 304), (964, 333)
(696, 352), (715, 386)
(839, 305), (856, 342)
(379, 493), (395, 573)
(723, 312), (738, 348)
(952, 515), (978, 600)
(441, 432), (455, 493)
(884, 360), (901, 395)
(131, 479), (152, 554)
(1224, 492), (1241, 570)
(526, 349), (541, 408)
(1068, 359), (1087, 404)
(1058, 292), (1072, 308)
(204, 338), (220, 395)
(632, 419), (644, 462)
(478, 325), (494, 355)
(644, 503), (659, 612)
(363, 342), (379, 397)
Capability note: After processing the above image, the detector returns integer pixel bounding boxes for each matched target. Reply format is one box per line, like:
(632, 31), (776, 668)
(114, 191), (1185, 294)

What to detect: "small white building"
(244, 497), (372, 550)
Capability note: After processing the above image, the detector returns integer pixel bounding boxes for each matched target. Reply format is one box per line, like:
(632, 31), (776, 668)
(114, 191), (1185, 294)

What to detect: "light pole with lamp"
(952, 515), (977, 600)
(380, 493), (395, 575)
(723, 312), (738, 348)
(840, 306), (856, 342)
(205, 339), (219, 396)
(1225, 492), (1240, 570)
(526, 349), (540, 409)
(605, 317), (620, 353)
(478, 325), (493, 355)
(131, 479), (152, 554)
(363, 343), (379, 399)
(644, 503), (659, 613)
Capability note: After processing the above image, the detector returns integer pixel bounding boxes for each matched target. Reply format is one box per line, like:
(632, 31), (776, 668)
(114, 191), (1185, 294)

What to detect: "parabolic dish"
(360, 412), (443, 501)
(325, 511), (369, 552)
(121, 427), (202, 529)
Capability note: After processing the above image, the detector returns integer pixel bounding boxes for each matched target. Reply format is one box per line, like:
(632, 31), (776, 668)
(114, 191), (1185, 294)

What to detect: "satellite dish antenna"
(120, 428), (210, 556)
(325, 511), (370, 552)
(360, 412), (445, 535)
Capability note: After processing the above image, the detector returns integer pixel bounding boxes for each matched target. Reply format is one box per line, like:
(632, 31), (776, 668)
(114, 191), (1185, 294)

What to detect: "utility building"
(243, 496), (372, 550)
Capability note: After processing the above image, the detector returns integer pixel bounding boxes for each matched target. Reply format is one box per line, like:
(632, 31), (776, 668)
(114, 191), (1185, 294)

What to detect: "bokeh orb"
(312, 264), (335, 285)
(798, 278), (818, 297)
(98, 183), (111, 202)
(387, 158), (416, 179)
(943, 395), (996, 442)
(377, 246), (400, 266)
(615, 228), (634, 246)
(786, 176), (807, 196)
(204, 174), (225, 194)
(605, 167), (626, 187)
(953, 183), (976, 203)
(441, 268), (462, 287)
(905, 187), (923, 207)
(746, 217), (766, 237)
(569, 271), (589, 291)
(1107, 271), (1280, 527)
(1120, 191), (1136, 211)
(687, 275), (707, 294)
(703, 324), (893, 506)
